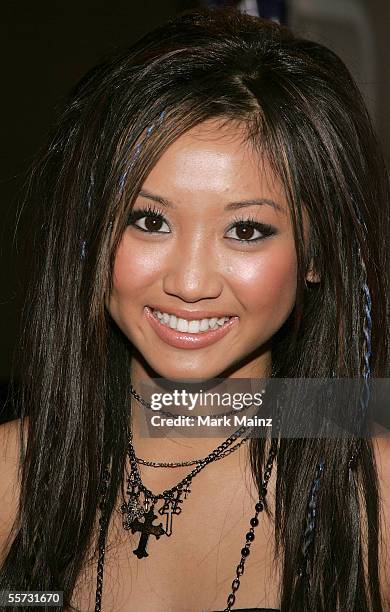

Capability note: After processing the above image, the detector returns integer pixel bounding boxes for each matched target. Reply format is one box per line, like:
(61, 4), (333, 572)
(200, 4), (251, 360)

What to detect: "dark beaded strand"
(95, 467), (111, 612)
(223, 437), (278, 612)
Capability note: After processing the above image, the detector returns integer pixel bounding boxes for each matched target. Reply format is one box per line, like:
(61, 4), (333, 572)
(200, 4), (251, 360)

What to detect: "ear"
(305, 258), (321, 283)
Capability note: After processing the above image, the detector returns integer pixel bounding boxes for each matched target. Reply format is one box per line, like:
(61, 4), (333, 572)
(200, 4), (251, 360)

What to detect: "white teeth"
(199, 318), (209, 332)
(188, 320), (200, 333)
(151, 309), (234, 333)
(176, 318), (189, 332)
(168, 315), (177, 329)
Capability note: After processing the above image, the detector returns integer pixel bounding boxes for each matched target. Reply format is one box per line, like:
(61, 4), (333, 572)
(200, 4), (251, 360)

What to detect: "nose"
(162, 232), (223, 303)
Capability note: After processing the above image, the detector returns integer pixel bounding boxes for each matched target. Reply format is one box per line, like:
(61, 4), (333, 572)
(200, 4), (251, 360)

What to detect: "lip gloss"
(144, 306), (239, 349)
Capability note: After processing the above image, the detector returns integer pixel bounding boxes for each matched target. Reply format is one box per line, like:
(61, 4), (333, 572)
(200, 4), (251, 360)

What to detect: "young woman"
(1, 7), (389, 612)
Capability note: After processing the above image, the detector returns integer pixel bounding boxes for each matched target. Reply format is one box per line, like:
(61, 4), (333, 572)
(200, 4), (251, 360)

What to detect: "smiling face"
(106, 119), (315, 382)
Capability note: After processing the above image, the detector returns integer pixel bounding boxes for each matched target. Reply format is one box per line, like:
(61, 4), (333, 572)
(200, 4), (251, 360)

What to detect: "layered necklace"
(94, 384), (279, 612)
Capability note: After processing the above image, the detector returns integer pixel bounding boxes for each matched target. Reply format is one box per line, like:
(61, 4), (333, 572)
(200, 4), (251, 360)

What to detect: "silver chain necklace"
(136, 436), (247, 467)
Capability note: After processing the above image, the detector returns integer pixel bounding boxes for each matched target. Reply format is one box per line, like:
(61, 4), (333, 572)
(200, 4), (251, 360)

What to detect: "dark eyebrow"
(224, 198), (284, 213)
(138, 189), (284, 213)
(138, 190), (178, 209)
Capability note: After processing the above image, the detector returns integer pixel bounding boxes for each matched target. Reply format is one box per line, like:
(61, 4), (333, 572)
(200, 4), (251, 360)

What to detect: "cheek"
(227, 241), (297, 319)
(107, 235), (162, 320)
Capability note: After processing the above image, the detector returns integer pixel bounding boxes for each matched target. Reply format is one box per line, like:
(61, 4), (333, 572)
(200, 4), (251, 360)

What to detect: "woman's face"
(107, 119), (314, 381)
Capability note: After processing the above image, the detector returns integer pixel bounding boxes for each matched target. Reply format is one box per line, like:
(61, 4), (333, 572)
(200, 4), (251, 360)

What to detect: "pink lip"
(144, 306), (239, 349)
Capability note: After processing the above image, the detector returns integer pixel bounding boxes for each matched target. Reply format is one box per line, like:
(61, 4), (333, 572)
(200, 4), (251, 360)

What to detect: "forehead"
(143, 119), (285, 204)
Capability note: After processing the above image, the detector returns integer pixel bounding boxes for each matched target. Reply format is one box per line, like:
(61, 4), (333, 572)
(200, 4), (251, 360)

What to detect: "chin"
(144, 360), (227, 382)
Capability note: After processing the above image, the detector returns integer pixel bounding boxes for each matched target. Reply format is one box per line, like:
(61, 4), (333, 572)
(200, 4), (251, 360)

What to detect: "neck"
(128, 352), (273, 463)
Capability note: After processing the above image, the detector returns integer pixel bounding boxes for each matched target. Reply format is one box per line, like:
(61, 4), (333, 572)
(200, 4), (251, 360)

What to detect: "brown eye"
(133, 215), (170, 233)
(226, 220), (276, 243)
(235, 225), (256, 240)
(127, 206), (170, 234)
(143, 216), (164, 232)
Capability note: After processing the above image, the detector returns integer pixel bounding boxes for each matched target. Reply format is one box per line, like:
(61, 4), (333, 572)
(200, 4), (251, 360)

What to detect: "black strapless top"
(212, 609), (279, 611)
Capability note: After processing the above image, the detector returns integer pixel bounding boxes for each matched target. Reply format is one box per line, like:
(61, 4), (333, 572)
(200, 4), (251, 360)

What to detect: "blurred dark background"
(1, 0), (389, 425)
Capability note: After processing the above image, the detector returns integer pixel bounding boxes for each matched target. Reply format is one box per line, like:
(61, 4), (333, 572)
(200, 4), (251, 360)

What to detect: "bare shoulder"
(373, 424), (390, 489)
(0, 416), (29, 564)
(372, 424), (390, 606)
(373, 425), (390, 528)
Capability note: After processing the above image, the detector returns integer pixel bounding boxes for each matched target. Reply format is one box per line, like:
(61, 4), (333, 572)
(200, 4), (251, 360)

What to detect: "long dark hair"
(1, 7), (389, 611)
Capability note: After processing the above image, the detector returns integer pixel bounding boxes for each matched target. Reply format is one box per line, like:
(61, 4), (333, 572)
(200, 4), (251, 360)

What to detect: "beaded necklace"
(94, 388), (279, 611)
